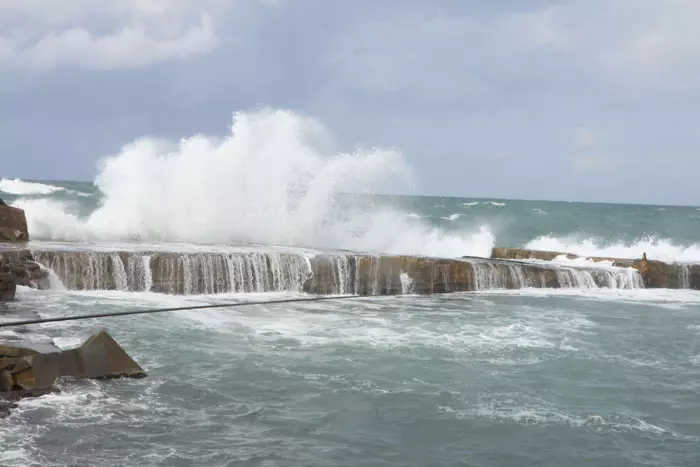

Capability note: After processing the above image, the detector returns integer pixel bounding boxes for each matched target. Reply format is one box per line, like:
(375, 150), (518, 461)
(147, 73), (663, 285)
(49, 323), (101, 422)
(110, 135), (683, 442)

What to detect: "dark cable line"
(0, 293), (440, 328)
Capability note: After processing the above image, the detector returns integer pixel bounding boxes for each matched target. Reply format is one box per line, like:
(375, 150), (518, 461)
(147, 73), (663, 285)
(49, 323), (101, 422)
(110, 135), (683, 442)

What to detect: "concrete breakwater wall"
(490, 247), (699, 290)
(0, 204), (690, 296)
(30, 248), (644, 296)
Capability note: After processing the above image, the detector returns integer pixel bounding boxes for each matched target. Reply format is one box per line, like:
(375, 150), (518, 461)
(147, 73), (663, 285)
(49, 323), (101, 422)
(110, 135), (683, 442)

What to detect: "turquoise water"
(1, 177), (700, 466)
(3, 179), (700, 259)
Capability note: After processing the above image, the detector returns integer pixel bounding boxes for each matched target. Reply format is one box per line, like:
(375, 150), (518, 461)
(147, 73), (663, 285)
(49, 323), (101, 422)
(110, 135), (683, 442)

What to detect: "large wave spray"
(14, 109), (494, 257)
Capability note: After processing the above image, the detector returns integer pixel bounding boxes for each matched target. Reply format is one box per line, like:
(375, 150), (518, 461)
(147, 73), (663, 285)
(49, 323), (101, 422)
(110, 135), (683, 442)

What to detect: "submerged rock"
(0, 400), (17, 417)
(0, 330), (146, 416)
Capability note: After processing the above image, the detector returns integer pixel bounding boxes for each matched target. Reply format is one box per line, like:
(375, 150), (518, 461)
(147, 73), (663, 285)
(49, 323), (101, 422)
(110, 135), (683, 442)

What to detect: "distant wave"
(526, 235), (700, 263)
(440, 213), (463, 221)
(461, 201), (506, 207)
(0, 178), (65, 195)
(12, 108), (496, 259)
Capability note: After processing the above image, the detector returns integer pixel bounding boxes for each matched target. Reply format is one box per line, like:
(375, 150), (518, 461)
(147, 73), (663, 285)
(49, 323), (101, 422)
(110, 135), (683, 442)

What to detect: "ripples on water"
(1, 288), (699, 467)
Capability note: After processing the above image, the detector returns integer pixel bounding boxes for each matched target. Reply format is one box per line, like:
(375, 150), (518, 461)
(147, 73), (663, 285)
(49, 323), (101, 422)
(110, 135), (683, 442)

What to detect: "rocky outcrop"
(0, 205), (29, 243)
(0, 249), (50, 300)
(0, 330), (146, 416)
(0, 273), (15, 301)
(0, 205), (43, 300)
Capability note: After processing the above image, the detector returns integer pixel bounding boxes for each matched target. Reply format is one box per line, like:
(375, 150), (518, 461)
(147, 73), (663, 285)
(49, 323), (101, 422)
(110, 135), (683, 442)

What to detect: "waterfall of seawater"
(31, 250), (647, 296)
(678, 264), (691, 289)
(32, 250), (315, 295)
(468, 259), (643, 290)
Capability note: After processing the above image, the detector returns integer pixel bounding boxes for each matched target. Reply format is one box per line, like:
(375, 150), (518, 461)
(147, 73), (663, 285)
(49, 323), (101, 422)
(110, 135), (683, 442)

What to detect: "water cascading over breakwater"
(31, 250), (645, 296)
(466, 258), (643, 290)
(32, 251), (315, 295)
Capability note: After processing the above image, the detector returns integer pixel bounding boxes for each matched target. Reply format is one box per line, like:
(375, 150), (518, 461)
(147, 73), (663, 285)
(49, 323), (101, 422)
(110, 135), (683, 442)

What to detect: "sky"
(0, 0), (698, 205)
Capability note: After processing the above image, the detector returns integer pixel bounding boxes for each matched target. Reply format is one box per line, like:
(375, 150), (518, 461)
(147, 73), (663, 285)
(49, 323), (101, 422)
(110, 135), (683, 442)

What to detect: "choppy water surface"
(2, 287), (699, 466)
(3, 121), (700, 467)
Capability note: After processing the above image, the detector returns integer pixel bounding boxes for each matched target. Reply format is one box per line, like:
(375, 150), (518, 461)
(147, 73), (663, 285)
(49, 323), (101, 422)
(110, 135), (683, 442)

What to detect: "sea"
(0, 115), (699, 466)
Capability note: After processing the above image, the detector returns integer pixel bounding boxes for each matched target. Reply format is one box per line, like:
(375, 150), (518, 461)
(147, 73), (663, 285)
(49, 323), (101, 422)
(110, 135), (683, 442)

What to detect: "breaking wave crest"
(0, 178), (65, 196)
(12, 109), (494, 258)
(526, 235), (700, 262)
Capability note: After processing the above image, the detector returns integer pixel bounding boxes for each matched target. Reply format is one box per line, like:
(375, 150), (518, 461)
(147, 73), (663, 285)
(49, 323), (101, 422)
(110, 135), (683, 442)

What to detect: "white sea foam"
(477, 286), (700, 309)
(52, 336), (83, 349)
(0, 178), (64, 195)
(442, 401), (695, 440)
(173, 294), (596, 358)
(526, 235), (700, 263)
(13, 109), (494, 258)
(440, 213), (462, 221)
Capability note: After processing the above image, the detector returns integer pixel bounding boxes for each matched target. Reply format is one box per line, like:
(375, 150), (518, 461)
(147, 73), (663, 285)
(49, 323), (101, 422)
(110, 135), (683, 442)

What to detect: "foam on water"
(440, 399), (696, 441)
(51, 336), (83, 349)
(3, 284), (700, 466)
(477, 286), (700, 309)
(167, 292), (596, 358)
(11, 109), (494, 258)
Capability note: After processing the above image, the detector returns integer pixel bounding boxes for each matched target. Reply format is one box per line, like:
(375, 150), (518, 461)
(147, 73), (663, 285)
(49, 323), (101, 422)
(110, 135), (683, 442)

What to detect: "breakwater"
(490, 247), (699, 289)
(29, 248), (644, 296)
(3, 204), (697, 297)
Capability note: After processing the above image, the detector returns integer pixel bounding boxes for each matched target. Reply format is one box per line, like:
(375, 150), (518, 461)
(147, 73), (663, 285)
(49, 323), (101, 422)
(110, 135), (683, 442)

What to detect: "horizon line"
(1, 175), (698, 209)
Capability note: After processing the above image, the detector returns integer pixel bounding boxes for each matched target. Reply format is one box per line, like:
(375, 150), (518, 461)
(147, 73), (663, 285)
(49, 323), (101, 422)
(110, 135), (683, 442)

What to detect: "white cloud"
(23, 15), (215, 70)
(332, 0), (700, 98)
(0, 0), (228, 70)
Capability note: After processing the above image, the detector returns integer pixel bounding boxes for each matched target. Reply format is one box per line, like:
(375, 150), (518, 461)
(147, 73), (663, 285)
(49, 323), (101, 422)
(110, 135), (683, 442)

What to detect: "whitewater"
(1, 109), (700, 466)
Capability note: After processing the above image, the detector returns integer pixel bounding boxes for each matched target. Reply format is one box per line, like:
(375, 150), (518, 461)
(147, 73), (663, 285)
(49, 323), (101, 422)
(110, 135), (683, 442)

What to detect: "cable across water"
(0, 293), (440, 328)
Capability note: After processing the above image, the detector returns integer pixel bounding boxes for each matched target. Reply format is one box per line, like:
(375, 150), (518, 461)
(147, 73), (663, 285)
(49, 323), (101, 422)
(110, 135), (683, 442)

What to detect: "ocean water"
(1, 111), (700, 466)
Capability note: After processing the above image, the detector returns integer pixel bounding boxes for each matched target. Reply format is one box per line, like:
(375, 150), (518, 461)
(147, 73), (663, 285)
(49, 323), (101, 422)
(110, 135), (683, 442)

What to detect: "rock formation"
(0, 249), (50, 301)
(0, 204), (29, 242)
(0, 330), (147, 416)
(0, 277), (15, 300)
(0, 206), (45, 300)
